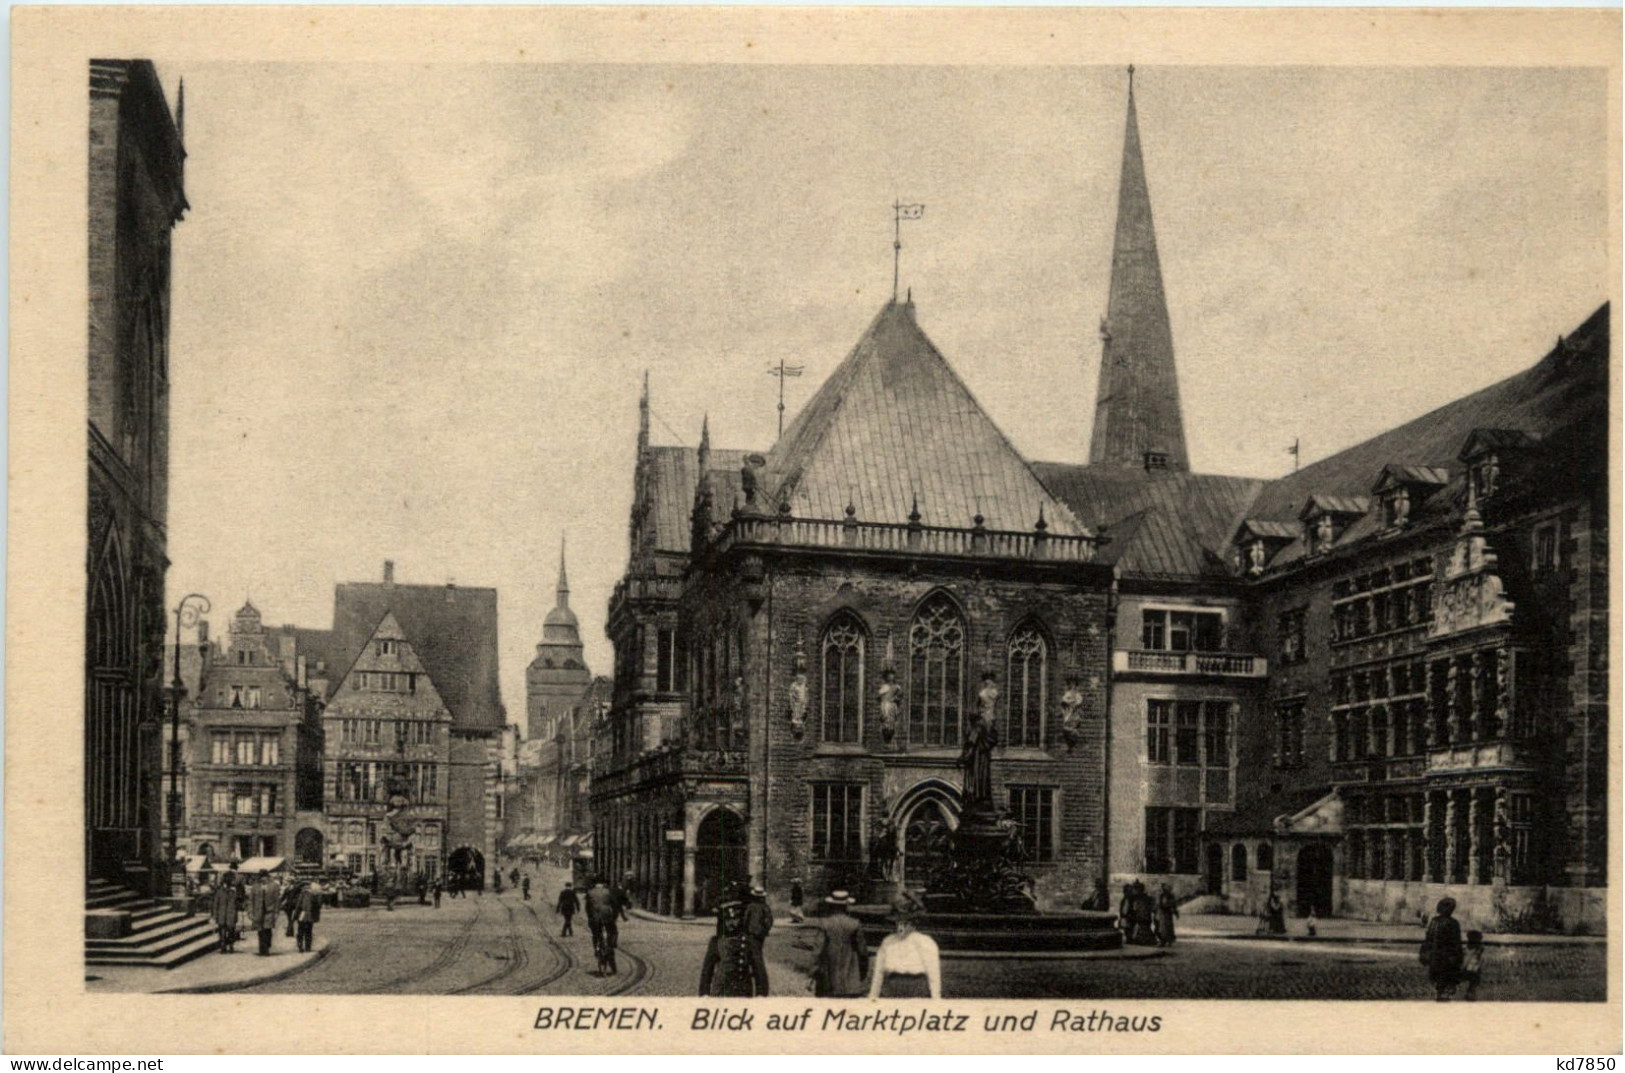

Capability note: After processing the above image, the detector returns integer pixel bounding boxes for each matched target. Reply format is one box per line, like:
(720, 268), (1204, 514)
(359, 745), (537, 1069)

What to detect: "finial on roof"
(1128, 64), (1135, 91)
(556, 535), (570, 609)
(698, 413), (710, 456)
(908, 495), (921, 525)
(1035, 504), (1048, 533)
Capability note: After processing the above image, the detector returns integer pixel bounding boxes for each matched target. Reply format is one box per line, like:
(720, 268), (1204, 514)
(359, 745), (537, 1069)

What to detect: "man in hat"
(699, 896), (769, 997)
(585, 876), (627, 974)
(248, 871), (283, 957)
(294, 880), (323, 953)
(555, 880), (579, 936)
(743, 881), (774, 950)
(808, 890), (867, 998)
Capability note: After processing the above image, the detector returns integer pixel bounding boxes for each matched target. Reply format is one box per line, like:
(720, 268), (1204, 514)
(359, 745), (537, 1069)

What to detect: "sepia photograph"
(8, 4), (1621, 1057)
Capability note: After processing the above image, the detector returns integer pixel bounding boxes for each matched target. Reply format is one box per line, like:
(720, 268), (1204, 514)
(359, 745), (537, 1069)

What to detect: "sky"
(158, 63), (1610, 727)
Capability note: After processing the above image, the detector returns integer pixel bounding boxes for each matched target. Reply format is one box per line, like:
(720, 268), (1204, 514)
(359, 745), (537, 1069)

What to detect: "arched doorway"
(1204, 842), (1223, 895)
(447, 846), (486, 892)
(693, 808), (747, 914)
(902, 800), (954, 889)
(295, 828), (324, 866)
(1296, 843), (1334, 917)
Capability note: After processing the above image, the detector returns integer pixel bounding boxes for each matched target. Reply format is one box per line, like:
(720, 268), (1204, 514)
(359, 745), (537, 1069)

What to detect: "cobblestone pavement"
(238, 889), (1604, 1001)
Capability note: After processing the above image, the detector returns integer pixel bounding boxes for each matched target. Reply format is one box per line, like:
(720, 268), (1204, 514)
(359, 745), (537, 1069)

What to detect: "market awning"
(238, 856), (288, 874)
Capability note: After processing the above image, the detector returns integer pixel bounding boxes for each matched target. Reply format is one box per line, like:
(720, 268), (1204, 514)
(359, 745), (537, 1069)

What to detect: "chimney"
(384, 560), (395, 584)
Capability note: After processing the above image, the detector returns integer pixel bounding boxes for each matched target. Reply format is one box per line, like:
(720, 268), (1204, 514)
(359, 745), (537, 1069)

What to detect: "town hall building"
(592, 75), (1608, 933)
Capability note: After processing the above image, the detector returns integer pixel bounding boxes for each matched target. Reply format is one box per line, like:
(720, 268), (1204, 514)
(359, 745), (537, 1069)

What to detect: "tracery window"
(908, 595), (964, 746)
(820, 614), (865, 743)
(1006, 625), (1047, 748)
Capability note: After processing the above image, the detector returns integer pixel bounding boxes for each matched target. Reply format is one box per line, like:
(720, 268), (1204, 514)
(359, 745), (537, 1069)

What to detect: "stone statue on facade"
(877, 668), (901, 744)
(1247, 540), (1267, 575)
(787, 639), (809, 741)
(1058, 677), (1085, 749)
(1314, 514), (1336, 554)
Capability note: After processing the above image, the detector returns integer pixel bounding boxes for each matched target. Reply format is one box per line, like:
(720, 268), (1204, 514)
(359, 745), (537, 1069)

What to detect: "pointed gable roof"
(761, 300), (1085, 535)
(1089, 73), (1189, 472)
(331, 610), (450, 709)
(330, 580), (502, 730)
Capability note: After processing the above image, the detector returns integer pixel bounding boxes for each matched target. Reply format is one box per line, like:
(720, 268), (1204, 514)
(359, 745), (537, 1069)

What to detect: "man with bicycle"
(586, 875), (629, 975)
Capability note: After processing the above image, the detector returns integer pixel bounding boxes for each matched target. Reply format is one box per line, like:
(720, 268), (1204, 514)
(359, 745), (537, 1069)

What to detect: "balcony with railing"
(591, 744), (749, 797)
(1112, 649), (1269, 679)
(609, 573), (684, 617)
(710, 513), (1104, 564)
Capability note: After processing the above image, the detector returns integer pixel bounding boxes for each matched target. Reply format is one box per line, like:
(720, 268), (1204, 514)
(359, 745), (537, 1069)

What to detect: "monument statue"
(961, 673), (1000, 806)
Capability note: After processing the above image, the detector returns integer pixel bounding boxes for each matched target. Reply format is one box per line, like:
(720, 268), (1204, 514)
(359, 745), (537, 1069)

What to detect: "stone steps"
(86, 880), (220, 970)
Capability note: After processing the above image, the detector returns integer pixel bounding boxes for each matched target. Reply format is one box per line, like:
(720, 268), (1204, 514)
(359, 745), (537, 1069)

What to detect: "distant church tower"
(525, 539), (592, 740)
(1089, 69), (1190, 472)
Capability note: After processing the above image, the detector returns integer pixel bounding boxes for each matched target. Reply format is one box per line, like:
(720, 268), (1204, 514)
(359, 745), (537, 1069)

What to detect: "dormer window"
(1470, 457), (1499, 501)
(1383, 487), (1411, 529)
(1143, 451), (1169, 472)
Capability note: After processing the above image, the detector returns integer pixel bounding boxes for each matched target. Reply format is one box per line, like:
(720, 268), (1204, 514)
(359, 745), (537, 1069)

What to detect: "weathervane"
(766, 358), (805, 439)
(892, 200), (925, 301)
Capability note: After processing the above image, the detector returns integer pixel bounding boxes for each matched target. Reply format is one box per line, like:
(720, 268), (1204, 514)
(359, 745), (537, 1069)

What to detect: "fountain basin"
(851, 906), (1124, 953)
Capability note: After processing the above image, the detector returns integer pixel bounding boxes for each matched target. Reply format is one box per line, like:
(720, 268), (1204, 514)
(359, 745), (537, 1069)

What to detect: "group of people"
(1116, 880), (1181, 947)
(1420, 897), (1486, 1001)
(697, 883), (942, 1000)
(204, 871), (323, 956)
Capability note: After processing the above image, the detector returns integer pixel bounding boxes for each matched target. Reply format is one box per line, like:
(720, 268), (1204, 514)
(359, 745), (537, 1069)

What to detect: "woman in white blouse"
(868, 893), (941, 999)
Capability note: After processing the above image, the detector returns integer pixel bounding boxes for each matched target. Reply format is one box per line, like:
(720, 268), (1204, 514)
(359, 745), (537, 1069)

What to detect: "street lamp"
(168, 593), (210, 871)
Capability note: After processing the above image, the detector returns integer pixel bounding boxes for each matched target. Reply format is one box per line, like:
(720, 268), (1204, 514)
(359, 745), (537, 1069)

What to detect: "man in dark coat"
(295, 882), (323, 953)
(555, 881), (579, 936)
(1422, 896), (1465, 1001)
(586, 876), (629, 974)
(211, 874), (242, 953)
(808, 891), (868, 998)
(280, 880), (302, 938)
(699, 899), (769, 997)
(743, 883), (773, 949)
(248, 874), (282, 956)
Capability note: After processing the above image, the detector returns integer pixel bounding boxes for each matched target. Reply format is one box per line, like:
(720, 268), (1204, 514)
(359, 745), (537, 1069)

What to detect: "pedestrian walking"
(1420, 897), (1465, 1001)
(211, 873), (242, 954)
(807, 890), (867, 998)
(1305, 907), (1318, 937)
(493, 871), (503, 895)
(868, 892), (941, 999)
(281, 880), (302, 938)
(788, 877), (805, 924)
(555, 880), (579, 936)
(585, 875), (628, 975)
(1154, 883), (1179, 947)
(522, 875), (531, 901)
(744, 882), (773, 949)
(248, 873), (282, 957)
(1265, 888), (1287, 935)
(699, 897), (770, 997)
(295, 881), (323, 953)
(1461, 930), (1485, 1001)
(417, 874), (428, 906)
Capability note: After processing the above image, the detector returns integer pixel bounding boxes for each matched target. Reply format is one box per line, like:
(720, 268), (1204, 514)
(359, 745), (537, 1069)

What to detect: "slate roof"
(761, 300), (1085, 535)
(1298, 495), (1370, 519)
(645, 445), (751, 554)
(1032, 464), (1263, 578)
(286, 627), (338, 683)
(1244, 303), (1609, 524)
(1373, 464), (1451, 491)
(328, 581), (503, 731)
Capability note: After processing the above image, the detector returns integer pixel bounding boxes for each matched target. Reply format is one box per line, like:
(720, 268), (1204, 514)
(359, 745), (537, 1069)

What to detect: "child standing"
(1461, 930), (1485, 1001)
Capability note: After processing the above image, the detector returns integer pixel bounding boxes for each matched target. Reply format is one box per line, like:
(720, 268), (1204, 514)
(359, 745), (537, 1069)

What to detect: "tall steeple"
(1088, 68), (1190, 472)
(556, 535), (570, 611)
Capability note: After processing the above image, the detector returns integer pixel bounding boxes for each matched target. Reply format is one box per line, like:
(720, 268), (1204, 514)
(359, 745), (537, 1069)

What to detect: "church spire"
(1088, 67), (1190, 472)
(556, 535), (570, 610)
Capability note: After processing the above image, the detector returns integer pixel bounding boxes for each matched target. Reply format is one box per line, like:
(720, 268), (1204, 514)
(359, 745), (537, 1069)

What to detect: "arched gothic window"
(1006, 624), (1047, 748)
(908, 595), (965, 746)
(821, 614), (865, 743)
(1231, 842), (1248, 882)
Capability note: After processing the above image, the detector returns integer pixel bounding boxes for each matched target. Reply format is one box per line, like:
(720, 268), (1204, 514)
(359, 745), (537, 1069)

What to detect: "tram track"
(450, 902), (532, 995)
(358, 894), (485, 995)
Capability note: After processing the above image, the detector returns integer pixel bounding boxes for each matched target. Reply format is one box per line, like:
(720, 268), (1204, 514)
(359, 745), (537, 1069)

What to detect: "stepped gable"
(1249, 302), (1609, 566)
(760, 299), (1085, 535)
(1034, 463), (1263, 578)
(329, 579), (501, 730)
